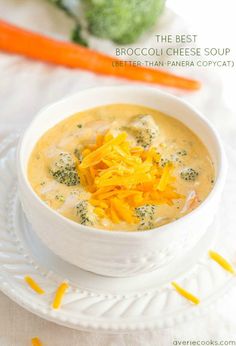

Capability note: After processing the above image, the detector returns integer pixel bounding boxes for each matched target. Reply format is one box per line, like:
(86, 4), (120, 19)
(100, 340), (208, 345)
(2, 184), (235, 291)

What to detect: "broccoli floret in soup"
(128, 114), (159, 148)
(135, 204), (157, 230)
(76, 200), (96, 226)
(180, 168), (199, 182)
(49, 152), (80, 186)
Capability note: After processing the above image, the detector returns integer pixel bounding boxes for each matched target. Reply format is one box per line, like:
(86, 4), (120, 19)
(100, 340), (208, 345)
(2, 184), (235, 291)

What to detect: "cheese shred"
(171, 282), (200, 305)
(77, 132), (182, 224)
(31, 337), (43, 346)
(52, 282), (69, 309)
(209, 250), (235, 274)
(24, 276), (45, 295)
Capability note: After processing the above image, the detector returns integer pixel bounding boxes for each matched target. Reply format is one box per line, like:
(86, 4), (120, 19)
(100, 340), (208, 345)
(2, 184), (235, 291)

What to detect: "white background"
(168, 0), (236, 112)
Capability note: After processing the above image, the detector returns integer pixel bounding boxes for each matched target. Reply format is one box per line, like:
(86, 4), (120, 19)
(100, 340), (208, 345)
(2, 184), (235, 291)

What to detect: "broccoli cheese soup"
(28, 104), (215, 231)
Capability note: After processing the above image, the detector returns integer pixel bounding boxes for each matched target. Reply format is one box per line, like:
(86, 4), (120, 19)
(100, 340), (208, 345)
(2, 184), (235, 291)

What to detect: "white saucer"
(0, 134), (236, 333)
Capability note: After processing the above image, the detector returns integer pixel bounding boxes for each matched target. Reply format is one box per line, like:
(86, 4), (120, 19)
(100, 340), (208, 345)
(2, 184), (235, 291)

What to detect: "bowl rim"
(17, 85), (228, 239)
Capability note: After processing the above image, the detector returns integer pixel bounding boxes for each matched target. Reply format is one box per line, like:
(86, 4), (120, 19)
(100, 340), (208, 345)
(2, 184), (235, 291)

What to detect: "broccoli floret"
(135, 204), (157, 230)
(180, 168), (199, 182)
(47, 0), (88, 46)
(49, 152), (80, 186)
(129, 114), (159, 148)
(160, 157), (172, 167)
(136, 128), (158, 149)
(82, 0), (165, 44)
(71, 24), (88, 46)
(160, 150), (188, 167)
(176, 149), (187, 157)
(76, 200), (95, 226)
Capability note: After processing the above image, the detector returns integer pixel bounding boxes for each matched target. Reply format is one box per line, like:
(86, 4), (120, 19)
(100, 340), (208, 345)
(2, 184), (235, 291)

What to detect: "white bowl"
(17, 86), (227, 277)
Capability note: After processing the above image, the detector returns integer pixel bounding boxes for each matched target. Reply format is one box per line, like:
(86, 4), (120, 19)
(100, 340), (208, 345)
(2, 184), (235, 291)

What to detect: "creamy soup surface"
(28, 104), (215, 231)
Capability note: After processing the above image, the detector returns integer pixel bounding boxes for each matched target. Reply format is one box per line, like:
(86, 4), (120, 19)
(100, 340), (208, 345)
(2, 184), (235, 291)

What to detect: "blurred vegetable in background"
(0, 19), (200, 91)
(82, 0), (165, 44)
(47, 0), (88, 45)
(48, 0), (165, 45)
(0, 0), (200, 91)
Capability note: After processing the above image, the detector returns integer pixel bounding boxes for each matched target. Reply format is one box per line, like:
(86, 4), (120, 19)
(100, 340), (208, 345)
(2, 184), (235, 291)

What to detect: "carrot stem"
(0, 19), (200, 90)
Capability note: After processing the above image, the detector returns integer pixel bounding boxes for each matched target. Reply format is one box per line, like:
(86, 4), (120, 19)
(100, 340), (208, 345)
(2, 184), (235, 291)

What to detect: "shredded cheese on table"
(31, 337), (43, 346)
(209, 250), (235, 274)
(52, 282), (69, 309)
(78, 132), (182, 224)
(171, 282), (200, 305)
(24, 276), (45, 295)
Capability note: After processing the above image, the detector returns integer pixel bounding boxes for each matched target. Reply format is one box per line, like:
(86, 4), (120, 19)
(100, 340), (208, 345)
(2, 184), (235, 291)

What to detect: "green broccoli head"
(129, 114), (159, 148)
(135, 128), (159, 149)
(135, 204), (157, 230)
(49, 152), (80, 186)
(180, 168), (199, 182)
(82, 0), (165, 44)
(76, 200), (96, 226)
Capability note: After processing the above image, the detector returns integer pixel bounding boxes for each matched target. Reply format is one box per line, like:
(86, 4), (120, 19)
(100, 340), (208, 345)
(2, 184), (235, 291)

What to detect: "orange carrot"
(0, 19), (200, 90)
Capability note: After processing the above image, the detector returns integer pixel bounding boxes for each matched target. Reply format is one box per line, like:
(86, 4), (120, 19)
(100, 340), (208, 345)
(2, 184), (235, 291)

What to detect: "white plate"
(0, 134), (236, 333)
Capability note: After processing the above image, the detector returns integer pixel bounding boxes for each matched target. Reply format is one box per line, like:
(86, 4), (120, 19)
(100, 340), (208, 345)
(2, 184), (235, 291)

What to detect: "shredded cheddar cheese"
(78, 132), (182, 224)
(31, 337), (43, 346)
(209, 250), (235, 274)
(24, 276), (45, 295)
(171, 282), (200, 305)
(157, 163), (173, 191)
(52, 282), (69, 309)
